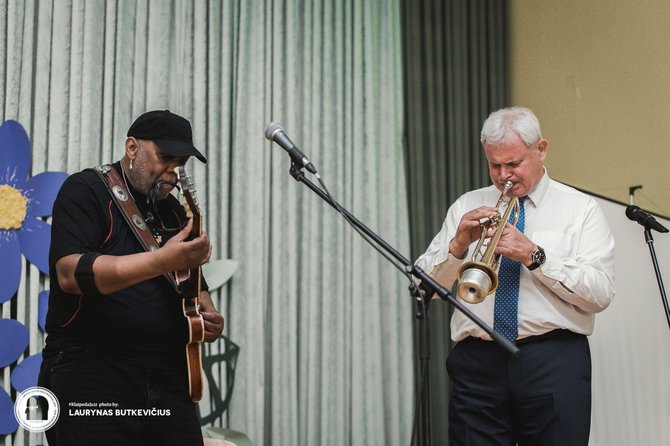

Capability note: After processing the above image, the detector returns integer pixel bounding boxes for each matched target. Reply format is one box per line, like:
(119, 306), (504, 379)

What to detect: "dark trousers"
(446, 332), (591, 446)
(38, 346), (204, 446)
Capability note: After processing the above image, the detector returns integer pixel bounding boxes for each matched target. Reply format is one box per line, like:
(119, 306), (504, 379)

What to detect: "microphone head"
(264, 122), (284, 141)
(625, 205), (640, 220)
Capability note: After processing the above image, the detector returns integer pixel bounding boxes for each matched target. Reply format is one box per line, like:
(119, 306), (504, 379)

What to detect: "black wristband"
(74, 252), (102, 295)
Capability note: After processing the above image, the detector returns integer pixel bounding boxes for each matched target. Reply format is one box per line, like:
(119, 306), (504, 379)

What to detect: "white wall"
(590, 195), (670, 445)
(510, 0), (670, 218)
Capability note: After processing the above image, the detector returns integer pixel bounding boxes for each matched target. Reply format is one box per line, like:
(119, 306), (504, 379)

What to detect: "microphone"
(626, 205), (669, 233)
(264, 122), (317, 174)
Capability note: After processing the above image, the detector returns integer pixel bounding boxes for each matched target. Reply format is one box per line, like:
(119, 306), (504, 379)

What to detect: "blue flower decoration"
(11, 353), (43, 392)
(0, 318), (29, 435)
(0, 120), (68, 303)
(0, 386), (18, 435)
(0, 120), (67, 434)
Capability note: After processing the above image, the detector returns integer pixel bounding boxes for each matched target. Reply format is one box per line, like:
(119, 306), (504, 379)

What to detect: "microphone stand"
(287, 162), (519, 446)
(642, 227), (670, 330)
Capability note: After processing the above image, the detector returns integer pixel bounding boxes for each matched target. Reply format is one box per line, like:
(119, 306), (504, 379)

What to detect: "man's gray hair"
(480, 106), (542, 148)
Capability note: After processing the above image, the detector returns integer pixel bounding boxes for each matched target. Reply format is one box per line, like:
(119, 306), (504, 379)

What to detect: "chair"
(199, 336), (252, 446)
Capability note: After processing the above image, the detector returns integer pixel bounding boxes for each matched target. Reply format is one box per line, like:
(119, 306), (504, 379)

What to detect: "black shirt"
(44, 162), (205, 369)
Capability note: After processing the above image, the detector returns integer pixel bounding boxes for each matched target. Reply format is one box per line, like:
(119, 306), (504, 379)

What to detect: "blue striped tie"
(493, 197), (525, 342)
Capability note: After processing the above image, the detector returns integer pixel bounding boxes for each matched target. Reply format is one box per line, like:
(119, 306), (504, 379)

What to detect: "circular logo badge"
(14, 386), (60, 432)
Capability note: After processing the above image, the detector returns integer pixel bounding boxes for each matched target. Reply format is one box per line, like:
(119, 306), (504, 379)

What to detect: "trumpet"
(456, 181), (520, 304)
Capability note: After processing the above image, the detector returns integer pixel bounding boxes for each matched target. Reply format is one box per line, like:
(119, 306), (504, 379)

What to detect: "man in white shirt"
(415, 106), (615, 446)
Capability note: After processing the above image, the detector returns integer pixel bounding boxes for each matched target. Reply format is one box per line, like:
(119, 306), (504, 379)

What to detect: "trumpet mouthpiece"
(503, 181), (513, 195)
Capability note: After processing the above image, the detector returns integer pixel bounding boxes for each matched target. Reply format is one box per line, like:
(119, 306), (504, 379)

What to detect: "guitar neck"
(183, 193), (202, 238)
(176, 165), (205, 402)
(186, 199), (202, 292)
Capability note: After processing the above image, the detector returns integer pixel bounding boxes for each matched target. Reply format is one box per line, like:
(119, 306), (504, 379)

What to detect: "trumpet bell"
(457, 263), (498, 304)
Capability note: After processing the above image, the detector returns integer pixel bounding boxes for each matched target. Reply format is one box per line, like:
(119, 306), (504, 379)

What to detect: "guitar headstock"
(176, 166), (202, 235)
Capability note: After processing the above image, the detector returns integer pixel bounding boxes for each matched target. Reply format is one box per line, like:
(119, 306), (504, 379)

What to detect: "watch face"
(533, 248), (546, 265)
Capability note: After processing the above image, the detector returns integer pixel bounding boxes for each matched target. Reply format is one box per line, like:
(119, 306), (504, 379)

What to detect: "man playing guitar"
(40, 110), (224, 446)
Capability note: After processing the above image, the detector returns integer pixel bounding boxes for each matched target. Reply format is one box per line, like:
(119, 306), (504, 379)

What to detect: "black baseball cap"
(127, 110), (207, 163)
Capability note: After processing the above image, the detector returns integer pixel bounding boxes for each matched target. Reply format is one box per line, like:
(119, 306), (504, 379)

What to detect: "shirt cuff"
(430, 252), (465, 287)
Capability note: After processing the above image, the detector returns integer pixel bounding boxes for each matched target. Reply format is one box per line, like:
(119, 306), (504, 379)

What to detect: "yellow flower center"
(0, 184), (28, 230)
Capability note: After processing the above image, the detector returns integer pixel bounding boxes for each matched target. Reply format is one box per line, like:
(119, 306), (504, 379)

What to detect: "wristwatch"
(527, 246), (546, 271)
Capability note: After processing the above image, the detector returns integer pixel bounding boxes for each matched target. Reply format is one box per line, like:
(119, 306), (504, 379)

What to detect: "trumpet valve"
(480, 213), (501, 229)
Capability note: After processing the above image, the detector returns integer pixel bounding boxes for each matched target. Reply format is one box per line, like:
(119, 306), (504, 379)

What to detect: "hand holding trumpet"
(453, 181), (535, 304)
(494, 221), (536, 266)
(448, 206), (500, 259)
(450, 209), (537, 266)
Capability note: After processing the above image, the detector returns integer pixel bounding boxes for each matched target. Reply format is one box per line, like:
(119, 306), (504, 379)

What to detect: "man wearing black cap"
(39, 110), (223, 445)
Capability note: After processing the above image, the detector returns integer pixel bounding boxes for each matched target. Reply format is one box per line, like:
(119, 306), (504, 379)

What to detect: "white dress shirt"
(415, 170), (616, 342)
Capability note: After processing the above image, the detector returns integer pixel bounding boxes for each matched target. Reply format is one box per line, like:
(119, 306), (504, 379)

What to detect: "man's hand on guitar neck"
(199, 291), (224, 342)
(156, 219), (212, 272)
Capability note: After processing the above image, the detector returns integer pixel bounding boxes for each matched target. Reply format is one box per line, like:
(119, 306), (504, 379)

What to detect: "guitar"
(176, 165), (205, 402)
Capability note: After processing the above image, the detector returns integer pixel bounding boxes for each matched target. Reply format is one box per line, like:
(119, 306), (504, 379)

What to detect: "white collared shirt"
(415, 171), (615, 342)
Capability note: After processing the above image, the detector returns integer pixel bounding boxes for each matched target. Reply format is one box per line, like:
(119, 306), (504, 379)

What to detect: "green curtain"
(0, 0), (413, 445)
(402, 0), (508, 444)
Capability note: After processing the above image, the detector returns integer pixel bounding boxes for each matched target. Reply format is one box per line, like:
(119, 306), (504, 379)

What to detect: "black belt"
(515, 329), (577, 345)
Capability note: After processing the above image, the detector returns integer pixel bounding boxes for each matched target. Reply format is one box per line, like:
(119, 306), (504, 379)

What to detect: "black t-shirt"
(44, 162), (206, 369)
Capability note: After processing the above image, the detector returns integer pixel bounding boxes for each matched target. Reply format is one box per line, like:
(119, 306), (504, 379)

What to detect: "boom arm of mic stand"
(411, 266), (519, 356)
(288, 164), (519, 356)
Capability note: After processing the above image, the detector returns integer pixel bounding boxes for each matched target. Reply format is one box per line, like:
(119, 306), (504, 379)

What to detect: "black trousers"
(38, 346), (204, 446)
(446, 332), (591, 446)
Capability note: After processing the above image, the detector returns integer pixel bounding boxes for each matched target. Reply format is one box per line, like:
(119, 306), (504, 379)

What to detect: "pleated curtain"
(402, 0), (508, 444)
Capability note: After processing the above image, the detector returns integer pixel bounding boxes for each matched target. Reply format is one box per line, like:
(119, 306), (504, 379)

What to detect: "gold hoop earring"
(130, 159), (134, 170)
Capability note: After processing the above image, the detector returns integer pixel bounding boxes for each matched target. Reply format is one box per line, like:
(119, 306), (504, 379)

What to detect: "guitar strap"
(90, 164), (180, 293)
